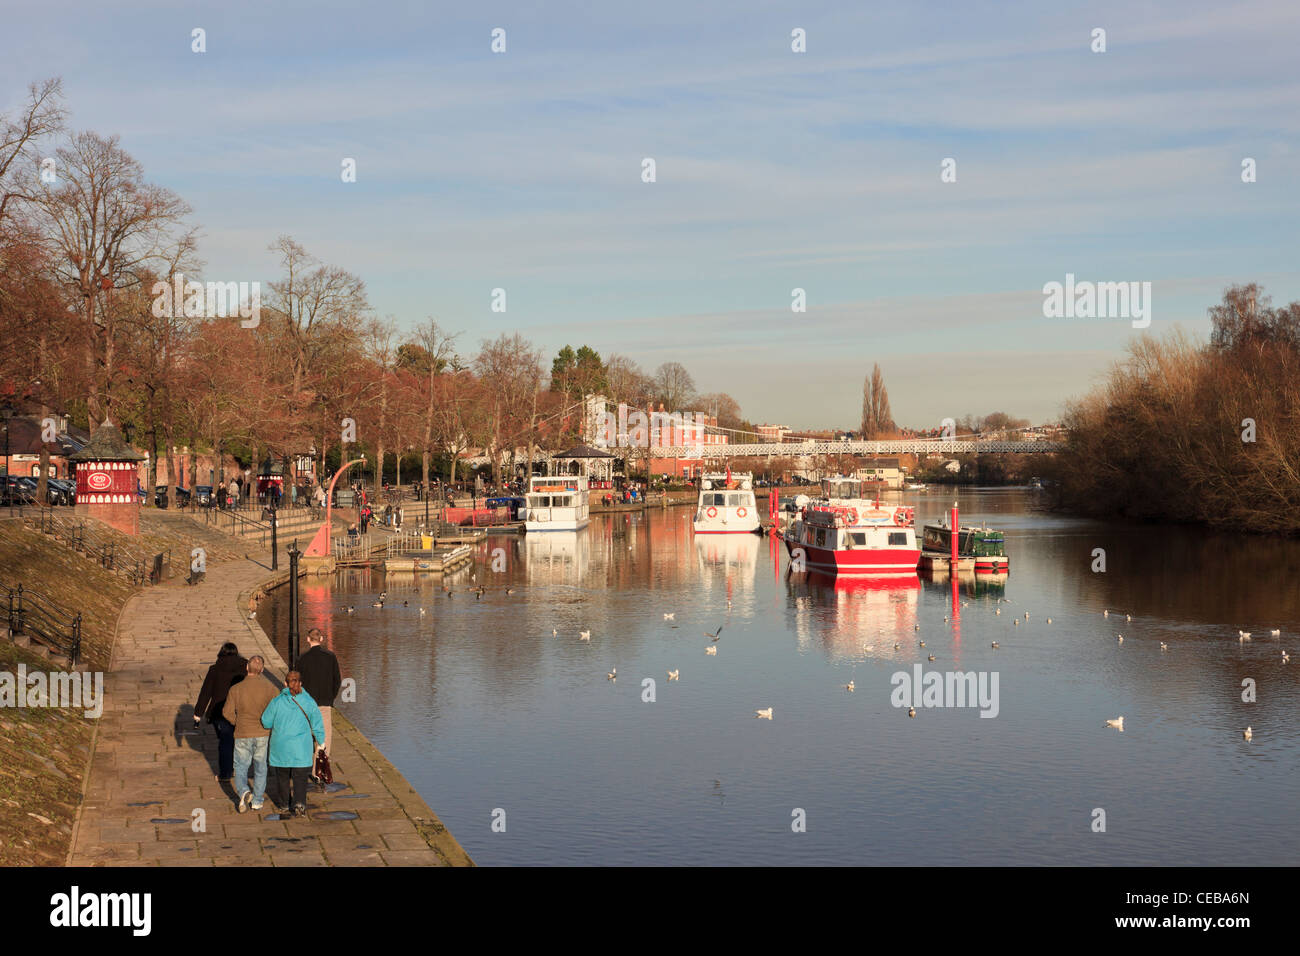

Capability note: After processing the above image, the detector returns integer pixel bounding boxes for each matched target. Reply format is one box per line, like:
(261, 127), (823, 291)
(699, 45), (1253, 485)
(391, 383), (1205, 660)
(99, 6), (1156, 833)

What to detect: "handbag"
(290, 695), (333, 784)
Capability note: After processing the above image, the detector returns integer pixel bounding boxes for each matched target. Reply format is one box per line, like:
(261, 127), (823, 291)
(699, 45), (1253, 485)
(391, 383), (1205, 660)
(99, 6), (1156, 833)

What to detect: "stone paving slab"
(68, 547), (473, 867)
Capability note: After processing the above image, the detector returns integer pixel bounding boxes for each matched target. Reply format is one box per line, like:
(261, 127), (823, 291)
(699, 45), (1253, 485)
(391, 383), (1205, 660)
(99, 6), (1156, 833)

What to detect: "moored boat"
(693, 471), (760, 534)
(523, 475), (590, 532)
(921, 515), (1009, 573)
(782, 476), (921, 574)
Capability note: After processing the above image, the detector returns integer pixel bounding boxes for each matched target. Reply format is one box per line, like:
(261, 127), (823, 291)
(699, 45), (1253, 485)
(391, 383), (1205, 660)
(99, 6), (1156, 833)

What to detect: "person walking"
(297, 628), (342, 778)
(260, 669), (326, 817)
(192, 642), (248, 783)
(228, 476), (240, 509)
(223, 655), (278, 812)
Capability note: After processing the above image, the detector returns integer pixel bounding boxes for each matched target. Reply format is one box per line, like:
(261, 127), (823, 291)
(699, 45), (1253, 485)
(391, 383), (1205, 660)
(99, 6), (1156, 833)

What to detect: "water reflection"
(787, 571), (920, 660)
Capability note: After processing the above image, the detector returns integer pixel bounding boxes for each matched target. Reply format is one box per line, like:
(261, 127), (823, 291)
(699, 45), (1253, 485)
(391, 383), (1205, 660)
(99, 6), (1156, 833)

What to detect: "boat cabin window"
(815, 529), (826, 547)
(554, 495), (572, 508)
(888, 532), (909, 546)
(726, 493), (744, 507)
(534, 495), (550, 507)
(850, 532), (867, 546)
(703, 493), (726, 506)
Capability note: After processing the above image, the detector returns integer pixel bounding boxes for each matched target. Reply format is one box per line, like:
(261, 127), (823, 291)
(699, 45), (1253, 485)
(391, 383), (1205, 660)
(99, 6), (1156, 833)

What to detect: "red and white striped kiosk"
(70, 420), (146, 535)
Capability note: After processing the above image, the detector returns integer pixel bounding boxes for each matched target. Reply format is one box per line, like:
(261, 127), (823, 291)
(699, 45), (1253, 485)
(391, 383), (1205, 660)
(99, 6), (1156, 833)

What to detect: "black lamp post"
(287, 539), (301, 667)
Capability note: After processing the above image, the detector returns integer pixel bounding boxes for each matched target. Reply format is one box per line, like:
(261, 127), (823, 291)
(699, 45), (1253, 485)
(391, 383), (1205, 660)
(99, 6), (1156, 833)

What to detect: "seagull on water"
(845, 680), (854, 692)
(1105, 716), (1124, 731)
(1160, 642), (1168, 651)
(552, 628), (557, 636)
(607, 668), (617, 681)
(995, 609), (1001, 616)
(1103, 610), (1109, 618)
(991, 641), (999, 648)
(419, 607), (426, 616)
(1243, 726), (1253, 740)
(1126, 614), (1131, 622)
(1014, 620), (1019, 626)
(918, 641), (926, 647)
(928, 654), (936, 661)
(705, 646), (717, 656)
(1046, 618), (1053, 624)
(1117, 634), (1123, 643)
(667, 670), (679, 681)
(1270, 628), (1281, 637)
(663, 613), (675, 621)
(908, 706), (916, 718)
(1283, 651), (1291, 663)
(754, 708), (773, 720)
(579, 630), (591, 642)
(1239, 631), (1252, 641)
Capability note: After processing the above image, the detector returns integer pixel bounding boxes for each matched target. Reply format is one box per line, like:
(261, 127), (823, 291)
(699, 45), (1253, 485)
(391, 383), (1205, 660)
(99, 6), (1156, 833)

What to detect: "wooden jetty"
(383, 543), (474, 574)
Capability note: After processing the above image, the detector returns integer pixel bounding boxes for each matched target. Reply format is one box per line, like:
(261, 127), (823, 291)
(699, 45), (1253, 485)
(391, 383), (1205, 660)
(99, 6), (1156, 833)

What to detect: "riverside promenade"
(67, 544), (473, 866)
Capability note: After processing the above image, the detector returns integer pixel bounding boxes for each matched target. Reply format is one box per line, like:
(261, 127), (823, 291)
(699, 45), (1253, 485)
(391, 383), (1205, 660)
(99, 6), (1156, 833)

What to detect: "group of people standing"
(192, 629), (342, 817)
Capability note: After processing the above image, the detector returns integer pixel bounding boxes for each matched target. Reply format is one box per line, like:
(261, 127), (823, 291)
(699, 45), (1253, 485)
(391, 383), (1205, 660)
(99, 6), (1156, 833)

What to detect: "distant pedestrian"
(261, 669), (326, 817)
(297, 628), (342, 779)
(192, 642), (248, 783)
(223, 655), (278, 812)
(396, 505), (404, 530)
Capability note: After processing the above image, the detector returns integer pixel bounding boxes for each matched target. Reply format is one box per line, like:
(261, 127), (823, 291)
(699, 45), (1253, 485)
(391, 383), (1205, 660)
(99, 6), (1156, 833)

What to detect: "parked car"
(1, 476), (36, 507)
(154, 484), (191, 508)
(194, 485), (214, 506)
(43, 477), (75, 505)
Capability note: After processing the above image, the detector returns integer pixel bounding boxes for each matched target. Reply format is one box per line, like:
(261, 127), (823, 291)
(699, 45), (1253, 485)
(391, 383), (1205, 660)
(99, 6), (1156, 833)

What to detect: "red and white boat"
(783, 476), (920, 575)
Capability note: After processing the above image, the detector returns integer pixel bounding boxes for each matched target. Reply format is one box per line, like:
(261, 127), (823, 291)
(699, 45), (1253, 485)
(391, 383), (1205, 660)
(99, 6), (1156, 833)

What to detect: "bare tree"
(861, 363), (895, 439)
(0, 78), (65, 230)
(652, 361), (695, 412)
(39, 132), (193, 430)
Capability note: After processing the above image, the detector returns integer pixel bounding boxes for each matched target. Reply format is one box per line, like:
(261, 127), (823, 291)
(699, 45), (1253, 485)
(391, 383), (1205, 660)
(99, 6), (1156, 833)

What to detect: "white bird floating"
(754, 707), (773, 720)
(607, 668), (617, 681)
(1023, 612), (1029, 620)
(928, 654), (936, 662)
(1014, 620), (1019, 626)
(419, 607), (426, 616)
(552, 628), (557, 636)
(995, 609), (1001, 616)
(1270, 629), (1281, 637)
(991, 641), (999, 649)
(1103, 610), (1109, 618)
(918, 641), (926, 647)
(248, 612), (257, 620)
(1105, 716), (1124, 730)
(1046, 618), (1053, 624)
(845, 680), (855, 692)
(894, 642), (901, 650)
(667, 670), (679, 681)
(1283, 651), (1290, 663)
(1160, 642), (1168, 651)
(913, 624), (920, 631)
(1243, 726), (1253, 740)
(1117, 634), (1124, 643)
(1239, 631), (1252, 641)
(1126, 614), (1131, 622)
(908, 706), (916, 718)
(705, 646), (717, 656)
(579, 630), (591, 642)
(663, 613), (675, 621)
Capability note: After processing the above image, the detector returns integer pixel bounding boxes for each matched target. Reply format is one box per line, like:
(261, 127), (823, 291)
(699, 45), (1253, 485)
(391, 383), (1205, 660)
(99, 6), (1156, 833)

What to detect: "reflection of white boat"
(693, 472), (759, 534)
(523, 529), (590, 584)
(524, 476), (589, 532)
(905, 483), (927, 490)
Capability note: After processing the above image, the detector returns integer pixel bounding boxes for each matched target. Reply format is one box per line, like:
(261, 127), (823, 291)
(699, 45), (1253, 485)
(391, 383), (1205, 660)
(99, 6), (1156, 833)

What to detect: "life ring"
(893, 509), (907, 526)
(736, 507), (747, 518)
(845, 508), (858, 524)
(706, 506), (718, 518)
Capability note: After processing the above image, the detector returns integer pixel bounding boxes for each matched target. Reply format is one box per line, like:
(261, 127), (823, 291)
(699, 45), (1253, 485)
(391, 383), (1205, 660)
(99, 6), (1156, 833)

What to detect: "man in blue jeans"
(221, 656), (279, 812)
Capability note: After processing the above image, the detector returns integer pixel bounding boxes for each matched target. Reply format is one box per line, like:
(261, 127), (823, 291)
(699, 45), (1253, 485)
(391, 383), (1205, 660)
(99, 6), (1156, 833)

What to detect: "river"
(260, 488), (1300, 865)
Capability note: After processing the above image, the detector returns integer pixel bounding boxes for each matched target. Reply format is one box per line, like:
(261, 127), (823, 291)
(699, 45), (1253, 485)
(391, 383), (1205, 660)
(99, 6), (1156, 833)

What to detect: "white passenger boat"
(693, 471), (760, 535)
(523, 476), (589, 532)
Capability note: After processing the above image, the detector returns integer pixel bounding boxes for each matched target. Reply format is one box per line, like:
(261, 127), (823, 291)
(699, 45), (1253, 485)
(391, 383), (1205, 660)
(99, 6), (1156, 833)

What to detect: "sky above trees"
(3, 1), (1298, 427)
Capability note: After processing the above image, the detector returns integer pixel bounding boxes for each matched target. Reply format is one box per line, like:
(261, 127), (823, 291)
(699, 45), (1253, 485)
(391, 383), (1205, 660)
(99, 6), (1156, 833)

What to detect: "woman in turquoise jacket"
(261, 670), (326, 816)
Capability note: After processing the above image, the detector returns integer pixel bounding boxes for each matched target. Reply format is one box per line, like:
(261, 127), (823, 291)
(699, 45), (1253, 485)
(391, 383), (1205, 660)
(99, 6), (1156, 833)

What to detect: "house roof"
(1, 415), (91, 457)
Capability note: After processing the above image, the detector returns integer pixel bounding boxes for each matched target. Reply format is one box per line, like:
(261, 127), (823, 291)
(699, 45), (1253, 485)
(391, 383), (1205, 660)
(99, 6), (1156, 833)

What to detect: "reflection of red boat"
(803, 570), (921, 593)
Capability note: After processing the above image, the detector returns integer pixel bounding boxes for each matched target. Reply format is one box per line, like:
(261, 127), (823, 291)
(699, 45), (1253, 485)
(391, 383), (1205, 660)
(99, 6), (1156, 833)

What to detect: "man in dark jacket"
(192, 642), (248, 782)
(297, 628), (342, 769)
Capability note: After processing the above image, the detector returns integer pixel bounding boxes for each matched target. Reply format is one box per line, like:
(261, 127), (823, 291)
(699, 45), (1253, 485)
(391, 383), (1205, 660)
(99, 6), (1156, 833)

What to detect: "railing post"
(14, 584), (23, 636)
(71, 613), (81, 667)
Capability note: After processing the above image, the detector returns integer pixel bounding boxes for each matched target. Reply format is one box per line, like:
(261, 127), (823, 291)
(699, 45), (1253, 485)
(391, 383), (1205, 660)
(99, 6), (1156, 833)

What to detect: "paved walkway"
(68, 548), (473, 866)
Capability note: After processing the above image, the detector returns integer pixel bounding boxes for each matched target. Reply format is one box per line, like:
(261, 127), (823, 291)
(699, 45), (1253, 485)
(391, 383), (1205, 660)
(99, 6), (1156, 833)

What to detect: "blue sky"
(6, 0), (1298, 428)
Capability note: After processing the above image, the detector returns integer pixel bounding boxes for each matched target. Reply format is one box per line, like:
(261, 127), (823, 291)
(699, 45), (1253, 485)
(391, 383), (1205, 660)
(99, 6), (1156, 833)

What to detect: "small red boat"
(783, 477), (921, 575)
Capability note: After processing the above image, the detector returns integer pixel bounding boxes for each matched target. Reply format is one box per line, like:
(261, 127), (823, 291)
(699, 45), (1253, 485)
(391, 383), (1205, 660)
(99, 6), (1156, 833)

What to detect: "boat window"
(555, 495), (571, 507)
(850, 532), (867, 546)
(537, 496), (550, 507)
(815, 529), (826, 547)
(727, 493), (743, 507)
(888, 532), (908, 546)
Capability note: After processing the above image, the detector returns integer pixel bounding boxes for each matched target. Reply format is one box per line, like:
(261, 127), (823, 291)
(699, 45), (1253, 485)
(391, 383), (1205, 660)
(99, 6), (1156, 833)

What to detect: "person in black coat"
(297, 628), (342, 774)
(193, 642), (248, 782)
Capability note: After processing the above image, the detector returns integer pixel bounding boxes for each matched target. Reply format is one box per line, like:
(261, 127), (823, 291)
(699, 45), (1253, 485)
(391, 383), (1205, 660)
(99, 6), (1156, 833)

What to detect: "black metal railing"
(2, 581), (82, 665)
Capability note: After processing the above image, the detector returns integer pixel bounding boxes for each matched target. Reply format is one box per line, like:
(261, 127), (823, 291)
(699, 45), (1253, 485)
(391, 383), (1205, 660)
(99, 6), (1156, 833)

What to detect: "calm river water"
(261, 489), (1299, 865)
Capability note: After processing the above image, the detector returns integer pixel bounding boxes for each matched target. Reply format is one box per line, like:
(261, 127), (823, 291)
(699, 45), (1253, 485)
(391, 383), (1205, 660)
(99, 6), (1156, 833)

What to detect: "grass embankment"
(0, 510), (244, 864)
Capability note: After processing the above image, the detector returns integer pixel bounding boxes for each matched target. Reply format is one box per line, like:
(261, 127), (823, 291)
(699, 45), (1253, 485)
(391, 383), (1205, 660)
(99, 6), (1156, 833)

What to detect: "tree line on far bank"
(1050, 283), (1300, 534)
